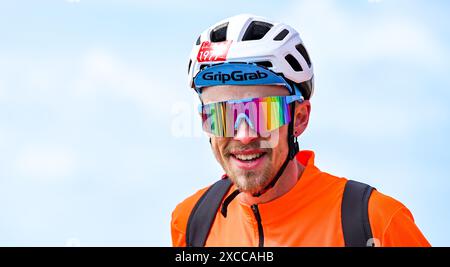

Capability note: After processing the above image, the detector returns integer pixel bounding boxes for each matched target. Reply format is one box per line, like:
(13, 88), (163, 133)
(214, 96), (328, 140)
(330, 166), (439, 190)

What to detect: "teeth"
(235, 153), (263, 161)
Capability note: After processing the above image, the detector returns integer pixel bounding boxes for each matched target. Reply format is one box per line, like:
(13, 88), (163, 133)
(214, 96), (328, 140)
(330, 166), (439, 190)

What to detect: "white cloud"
(282, 0), (446, 67)
(71, 48), (183, 122)
(0, 47), (185, 125)
(311, 90), (447, 138)
(14, 146), (76, 180)
(357, 18), (443, 64)
(278, 0), (448, 138)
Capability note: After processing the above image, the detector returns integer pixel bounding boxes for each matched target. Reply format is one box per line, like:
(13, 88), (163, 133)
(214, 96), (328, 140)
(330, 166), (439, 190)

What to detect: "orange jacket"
(171, 150), (430, 247)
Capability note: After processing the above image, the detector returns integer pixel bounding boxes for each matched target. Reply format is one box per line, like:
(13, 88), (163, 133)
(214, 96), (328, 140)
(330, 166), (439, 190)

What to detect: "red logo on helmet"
(197, 40), (232, 62)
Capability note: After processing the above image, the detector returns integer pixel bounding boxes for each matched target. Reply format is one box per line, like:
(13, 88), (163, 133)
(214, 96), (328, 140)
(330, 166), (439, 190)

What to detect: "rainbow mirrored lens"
(200, 95), (302, 137)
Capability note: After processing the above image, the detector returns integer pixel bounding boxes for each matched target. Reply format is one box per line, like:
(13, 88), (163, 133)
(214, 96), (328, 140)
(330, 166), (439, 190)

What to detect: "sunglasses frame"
(198, 94), (304, 137)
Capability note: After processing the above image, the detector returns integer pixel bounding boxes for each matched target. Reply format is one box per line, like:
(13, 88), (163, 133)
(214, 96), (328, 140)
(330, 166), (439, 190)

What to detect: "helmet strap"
(252, 102), (299, 197)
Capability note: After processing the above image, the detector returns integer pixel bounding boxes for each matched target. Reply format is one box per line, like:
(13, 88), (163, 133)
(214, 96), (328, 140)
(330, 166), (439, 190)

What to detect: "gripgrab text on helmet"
(202, 70), (269, 83)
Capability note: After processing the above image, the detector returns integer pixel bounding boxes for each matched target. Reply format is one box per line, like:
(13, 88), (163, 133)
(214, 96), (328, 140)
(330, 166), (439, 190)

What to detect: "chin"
(230, 172), (266, 193)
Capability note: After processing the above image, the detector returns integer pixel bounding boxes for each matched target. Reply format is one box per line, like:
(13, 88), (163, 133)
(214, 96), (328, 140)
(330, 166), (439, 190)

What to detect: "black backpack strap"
(341, 180), (375, 247)
(186, 178), (233, 247)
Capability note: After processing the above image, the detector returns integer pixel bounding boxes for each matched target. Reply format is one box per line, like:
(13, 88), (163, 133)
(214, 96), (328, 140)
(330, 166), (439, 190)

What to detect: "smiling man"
(171, 14), (430, 247)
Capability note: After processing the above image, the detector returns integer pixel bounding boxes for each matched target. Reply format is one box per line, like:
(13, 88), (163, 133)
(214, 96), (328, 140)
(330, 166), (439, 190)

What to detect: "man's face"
(201, 85), (292, 195)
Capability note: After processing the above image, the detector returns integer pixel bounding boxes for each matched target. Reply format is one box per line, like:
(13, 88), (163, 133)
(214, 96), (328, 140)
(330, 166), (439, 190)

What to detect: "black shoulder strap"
(341, 180), (375, 247)
(186, 178), (233, 247)
(187, 178), (375, 247)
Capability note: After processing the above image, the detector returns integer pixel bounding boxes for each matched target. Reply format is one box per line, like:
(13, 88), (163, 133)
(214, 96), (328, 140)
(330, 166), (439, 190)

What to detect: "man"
(171, 14), (430, 247)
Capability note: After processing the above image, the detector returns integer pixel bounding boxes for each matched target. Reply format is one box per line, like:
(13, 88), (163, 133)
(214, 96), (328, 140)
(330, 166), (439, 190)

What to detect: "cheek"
(211, 137), (228, 161)
(268, 126), (289, 159)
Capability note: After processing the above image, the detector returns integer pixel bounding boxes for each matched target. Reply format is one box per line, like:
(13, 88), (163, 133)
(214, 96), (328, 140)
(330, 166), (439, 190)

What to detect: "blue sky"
(0, 0), (449, 246)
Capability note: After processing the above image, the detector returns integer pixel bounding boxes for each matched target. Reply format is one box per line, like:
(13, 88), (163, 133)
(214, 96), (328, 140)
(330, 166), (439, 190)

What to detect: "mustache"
(224, 141), (271, 155)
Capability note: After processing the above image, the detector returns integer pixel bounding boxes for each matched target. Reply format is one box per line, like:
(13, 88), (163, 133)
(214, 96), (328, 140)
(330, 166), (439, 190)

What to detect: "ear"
(293, 100), (311, 137)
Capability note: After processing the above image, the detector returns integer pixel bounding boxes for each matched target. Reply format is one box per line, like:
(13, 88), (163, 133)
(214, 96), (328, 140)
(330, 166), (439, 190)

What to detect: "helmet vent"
(295, 43), (312, 68)
(188, 59), (192, 74)
(210, 22), (228, 42)
(254, 61), (273, 68)
(242, 21), (273, 41)
(199, 64), (210, 71)
(285, 54), (303, 72)
(196, 36), (201, 45)
(273, 29), (289, 41)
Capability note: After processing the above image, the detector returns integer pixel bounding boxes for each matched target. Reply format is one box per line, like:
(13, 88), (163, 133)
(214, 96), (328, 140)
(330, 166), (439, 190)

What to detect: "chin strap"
(252, 101), (299, 197)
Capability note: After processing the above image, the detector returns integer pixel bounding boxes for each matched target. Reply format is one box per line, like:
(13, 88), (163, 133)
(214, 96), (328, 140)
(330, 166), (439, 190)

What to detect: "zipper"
(251, 204), (264, 247)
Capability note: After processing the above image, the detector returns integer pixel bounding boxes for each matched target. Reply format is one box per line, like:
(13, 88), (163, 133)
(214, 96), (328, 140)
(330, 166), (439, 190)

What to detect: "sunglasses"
(199, 95), (303, 137)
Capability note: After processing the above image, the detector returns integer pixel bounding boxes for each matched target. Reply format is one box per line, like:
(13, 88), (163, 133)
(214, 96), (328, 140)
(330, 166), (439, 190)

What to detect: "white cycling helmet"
(187, 14), (314, 99)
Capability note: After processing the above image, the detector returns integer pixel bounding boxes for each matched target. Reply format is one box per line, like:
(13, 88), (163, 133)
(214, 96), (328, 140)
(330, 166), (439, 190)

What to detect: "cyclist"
(171, 14), (430, 247)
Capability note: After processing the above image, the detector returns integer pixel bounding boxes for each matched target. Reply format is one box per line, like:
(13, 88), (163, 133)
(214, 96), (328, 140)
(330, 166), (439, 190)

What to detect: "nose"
(233, 119), (258, 145)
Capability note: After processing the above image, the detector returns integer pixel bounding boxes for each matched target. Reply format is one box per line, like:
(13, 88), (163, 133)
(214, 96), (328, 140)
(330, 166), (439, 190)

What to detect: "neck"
(238, 158), (305, 206)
